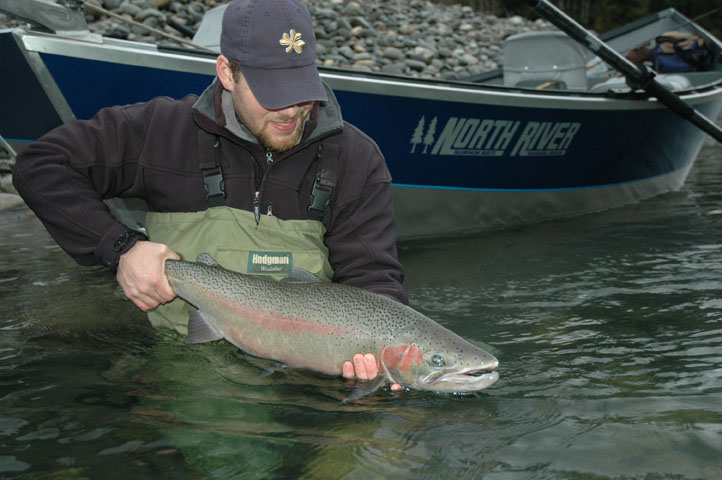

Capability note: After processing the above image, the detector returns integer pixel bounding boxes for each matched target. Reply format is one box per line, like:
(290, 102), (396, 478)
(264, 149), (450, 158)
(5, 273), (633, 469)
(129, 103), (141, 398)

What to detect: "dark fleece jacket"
(13, 80), (408, 304)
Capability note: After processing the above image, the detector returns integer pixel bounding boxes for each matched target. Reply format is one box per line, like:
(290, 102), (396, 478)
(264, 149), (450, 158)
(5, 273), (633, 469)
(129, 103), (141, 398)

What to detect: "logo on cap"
(279, 29), (305, 54)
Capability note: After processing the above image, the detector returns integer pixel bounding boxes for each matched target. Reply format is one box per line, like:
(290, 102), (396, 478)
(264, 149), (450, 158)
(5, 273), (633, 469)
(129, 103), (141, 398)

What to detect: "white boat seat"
(503, 31), (589, 90)
(590, 74), (692, 93)
(192, 3), (226, 52)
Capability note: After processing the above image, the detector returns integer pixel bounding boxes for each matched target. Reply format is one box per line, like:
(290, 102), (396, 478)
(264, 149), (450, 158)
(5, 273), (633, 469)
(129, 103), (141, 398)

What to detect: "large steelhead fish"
(164, 254), (499, 396)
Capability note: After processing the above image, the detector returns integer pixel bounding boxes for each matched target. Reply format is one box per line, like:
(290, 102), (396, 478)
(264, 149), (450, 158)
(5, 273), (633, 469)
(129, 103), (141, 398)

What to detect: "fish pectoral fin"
(186, 310), (224, 344)
(343, 376), (387, 402)
(258, 361), (288, 378)
(281, 267), (321, 284)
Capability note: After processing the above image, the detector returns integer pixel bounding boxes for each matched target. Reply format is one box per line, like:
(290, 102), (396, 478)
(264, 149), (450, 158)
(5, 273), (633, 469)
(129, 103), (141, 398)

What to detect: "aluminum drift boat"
(2, 1), (721, 239)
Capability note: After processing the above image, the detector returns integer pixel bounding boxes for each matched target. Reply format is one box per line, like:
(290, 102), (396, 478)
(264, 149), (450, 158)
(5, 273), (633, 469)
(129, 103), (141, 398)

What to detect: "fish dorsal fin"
(196, 253), (221, 266)
(186, 310), (224, 344)
(281, 267), (321, 284)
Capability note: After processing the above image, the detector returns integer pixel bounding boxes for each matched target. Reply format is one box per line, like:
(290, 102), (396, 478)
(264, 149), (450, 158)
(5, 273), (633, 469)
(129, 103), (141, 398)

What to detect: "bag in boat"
(651, 31), (713, 73)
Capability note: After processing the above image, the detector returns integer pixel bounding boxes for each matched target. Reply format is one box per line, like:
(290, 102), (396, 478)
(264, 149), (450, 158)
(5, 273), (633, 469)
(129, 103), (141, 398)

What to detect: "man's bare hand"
(342, 353), (402, 391)
(116, 241), (180, 311)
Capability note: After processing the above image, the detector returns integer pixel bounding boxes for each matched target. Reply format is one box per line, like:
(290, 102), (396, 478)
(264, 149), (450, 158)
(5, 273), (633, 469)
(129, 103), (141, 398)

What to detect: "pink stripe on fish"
(217, 296), (363, 337)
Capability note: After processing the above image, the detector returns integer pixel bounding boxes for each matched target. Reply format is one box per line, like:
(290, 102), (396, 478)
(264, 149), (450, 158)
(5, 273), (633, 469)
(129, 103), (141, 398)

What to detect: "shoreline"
(0, 0), (552, 80)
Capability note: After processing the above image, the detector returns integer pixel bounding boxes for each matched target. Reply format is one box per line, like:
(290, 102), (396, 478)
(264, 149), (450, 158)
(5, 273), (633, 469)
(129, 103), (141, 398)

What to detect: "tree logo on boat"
(410, 116), (581, 157)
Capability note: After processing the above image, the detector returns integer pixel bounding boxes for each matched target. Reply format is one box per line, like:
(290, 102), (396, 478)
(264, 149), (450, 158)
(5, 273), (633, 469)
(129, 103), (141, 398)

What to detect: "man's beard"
(256, 112), (307, 153)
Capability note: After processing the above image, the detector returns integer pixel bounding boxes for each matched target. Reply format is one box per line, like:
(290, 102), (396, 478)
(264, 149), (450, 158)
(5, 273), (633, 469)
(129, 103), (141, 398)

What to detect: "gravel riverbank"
(2, 0), (552, 80)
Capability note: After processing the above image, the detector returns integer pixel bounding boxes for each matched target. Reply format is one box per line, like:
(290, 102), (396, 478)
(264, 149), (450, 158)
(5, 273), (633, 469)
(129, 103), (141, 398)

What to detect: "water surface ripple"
(1, 142), (721, 478)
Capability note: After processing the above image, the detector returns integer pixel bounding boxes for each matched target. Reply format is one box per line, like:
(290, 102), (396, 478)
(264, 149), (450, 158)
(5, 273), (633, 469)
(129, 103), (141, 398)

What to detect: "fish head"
(379, 331), (499, 393)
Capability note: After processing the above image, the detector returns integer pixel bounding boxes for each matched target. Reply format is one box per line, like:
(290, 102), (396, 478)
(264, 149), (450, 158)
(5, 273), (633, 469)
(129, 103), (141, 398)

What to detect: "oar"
(524, 0), (722, 145)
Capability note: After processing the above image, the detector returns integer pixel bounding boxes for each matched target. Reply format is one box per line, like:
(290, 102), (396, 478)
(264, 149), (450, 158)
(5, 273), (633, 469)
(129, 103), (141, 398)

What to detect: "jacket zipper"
(252, 190), (261, 225)
(253, 150), (275, 226)
(230, 124), (341, 227)
(252, 133), (339, 225)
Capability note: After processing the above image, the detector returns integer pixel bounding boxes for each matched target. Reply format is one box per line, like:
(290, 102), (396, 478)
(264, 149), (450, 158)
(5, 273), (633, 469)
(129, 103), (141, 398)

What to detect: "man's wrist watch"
(112, 229), (147, 253)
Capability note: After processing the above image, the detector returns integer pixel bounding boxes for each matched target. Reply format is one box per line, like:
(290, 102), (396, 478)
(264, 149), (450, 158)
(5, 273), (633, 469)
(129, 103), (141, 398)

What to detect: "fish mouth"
(421, 364), (499, 392)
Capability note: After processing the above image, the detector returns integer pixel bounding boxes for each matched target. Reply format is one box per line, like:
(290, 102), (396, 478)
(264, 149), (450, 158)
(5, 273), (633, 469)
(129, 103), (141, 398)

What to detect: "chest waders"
(144, 131), (336, 334)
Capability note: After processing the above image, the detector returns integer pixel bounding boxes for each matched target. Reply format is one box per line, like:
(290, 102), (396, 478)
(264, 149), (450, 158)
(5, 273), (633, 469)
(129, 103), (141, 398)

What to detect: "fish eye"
(431, 354), (446, 367)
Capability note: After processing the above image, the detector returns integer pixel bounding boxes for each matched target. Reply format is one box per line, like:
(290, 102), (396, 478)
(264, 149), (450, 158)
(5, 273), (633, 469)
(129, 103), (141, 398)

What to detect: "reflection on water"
(2, 143), (722, 478)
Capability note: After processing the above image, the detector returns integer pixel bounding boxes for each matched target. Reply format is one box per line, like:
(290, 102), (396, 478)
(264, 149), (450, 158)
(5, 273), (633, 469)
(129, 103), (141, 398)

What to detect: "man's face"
(228, 68), (313, 153)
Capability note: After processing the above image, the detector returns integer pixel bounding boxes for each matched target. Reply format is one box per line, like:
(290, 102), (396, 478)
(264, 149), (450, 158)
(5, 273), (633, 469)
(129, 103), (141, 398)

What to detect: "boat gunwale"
(8, 26), (722, 114)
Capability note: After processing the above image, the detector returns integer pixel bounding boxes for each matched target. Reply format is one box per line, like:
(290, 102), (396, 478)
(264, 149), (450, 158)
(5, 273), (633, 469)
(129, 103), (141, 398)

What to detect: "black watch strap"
(112, 229), (147, 253)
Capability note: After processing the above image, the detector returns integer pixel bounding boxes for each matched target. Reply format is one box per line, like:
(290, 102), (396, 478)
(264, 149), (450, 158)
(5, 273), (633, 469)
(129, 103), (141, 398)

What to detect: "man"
(13, 0), (406, 387)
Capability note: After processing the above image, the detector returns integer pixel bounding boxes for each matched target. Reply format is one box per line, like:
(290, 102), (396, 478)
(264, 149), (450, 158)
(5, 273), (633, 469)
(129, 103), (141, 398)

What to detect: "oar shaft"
(644, 79), (722, 139)
(525, 0), (722, 144)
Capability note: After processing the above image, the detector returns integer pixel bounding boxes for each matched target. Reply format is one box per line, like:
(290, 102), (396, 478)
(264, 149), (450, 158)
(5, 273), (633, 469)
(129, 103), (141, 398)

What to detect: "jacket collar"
(192, 77), (344, 146)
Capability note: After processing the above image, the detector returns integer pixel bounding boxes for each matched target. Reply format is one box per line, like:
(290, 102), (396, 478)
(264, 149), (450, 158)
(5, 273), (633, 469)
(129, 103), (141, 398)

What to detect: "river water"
(2, 138), (722, 479)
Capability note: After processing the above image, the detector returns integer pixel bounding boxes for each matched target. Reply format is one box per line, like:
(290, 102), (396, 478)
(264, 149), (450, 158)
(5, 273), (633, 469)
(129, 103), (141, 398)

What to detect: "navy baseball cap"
(220, 0), (328, 110)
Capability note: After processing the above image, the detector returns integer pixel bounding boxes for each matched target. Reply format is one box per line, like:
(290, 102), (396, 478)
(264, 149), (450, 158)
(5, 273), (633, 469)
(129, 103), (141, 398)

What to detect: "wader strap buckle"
(203, 167), (225, 207)
(198, 130), (226, 207)
(308, 181), (332, 221)
(308, 143), (338, 222)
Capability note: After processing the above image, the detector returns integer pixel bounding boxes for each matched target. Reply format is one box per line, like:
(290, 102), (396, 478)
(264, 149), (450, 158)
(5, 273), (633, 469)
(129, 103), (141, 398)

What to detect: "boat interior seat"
(503, 31), (590, 90)
(192, 3), (226, 51)
(590, 73), (692, 93)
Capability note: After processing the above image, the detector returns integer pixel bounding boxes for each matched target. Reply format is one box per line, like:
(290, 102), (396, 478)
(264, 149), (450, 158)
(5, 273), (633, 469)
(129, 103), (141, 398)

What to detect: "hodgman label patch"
(248, 251), (293, 274)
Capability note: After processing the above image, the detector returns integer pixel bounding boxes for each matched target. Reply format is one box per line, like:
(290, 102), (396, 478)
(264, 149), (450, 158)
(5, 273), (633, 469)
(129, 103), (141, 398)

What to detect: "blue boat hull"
(2, 21), (721, 239)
